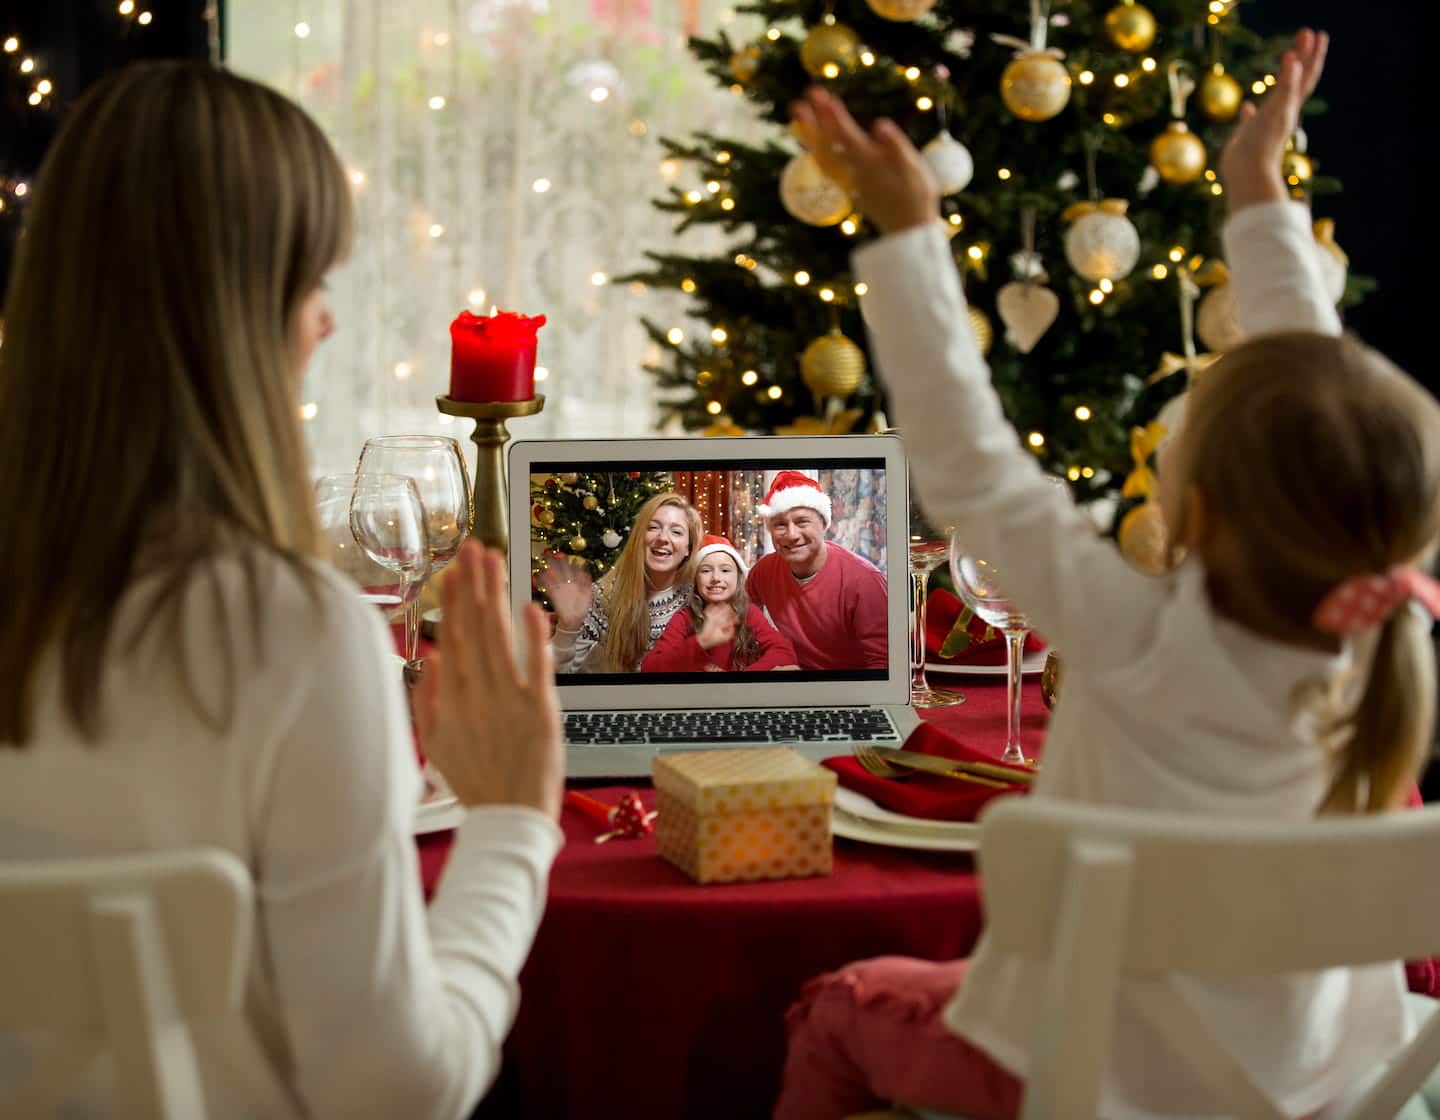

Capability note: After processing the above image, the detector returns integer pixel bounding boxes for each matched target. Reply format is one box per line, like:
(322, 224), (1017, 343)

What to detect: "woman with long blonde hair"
(542, 491), (704, 671)
(0, 62), (565, 1118)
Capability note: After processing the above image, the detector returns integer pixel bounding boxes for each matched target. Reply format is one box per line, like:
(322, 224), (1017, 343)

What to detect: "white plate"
(924, 649), (1047, 677)
(830, 788), (979, 852)
(414, 767), (464, 835)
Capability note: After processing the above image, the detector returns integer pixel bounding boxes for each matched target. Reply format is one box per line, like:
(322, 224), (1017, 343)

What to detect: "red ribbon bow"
(564, 790), (657, 843)
(1312, 565), (1440, 635)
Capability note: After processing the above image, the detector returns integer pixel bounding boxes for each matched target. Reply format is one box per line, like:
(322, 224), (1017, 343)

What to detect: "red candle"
(448, 309), (547, 402)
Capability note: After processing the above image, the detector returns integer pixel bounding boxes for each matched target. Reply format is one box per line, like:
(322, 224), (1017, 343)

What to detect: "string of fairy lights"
(646, 0), (1309, 472)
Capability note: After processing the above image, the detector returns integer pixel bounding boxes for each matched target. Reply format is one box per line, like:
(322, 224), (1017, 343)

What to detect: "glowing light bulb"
(711, 327), (728, 343)
(1089, 289), (1105, 305)
(1068, 467), (1081, 481)
(294, 21), (310, 37)
(794, 271), (811, 286)
(137, 4), (152, 17)
(840, 218), (857, 235)
(428, 223), (444, 238)
(819, 288), (835, 302)
(591, 272), (609, 286)
(534, 366), (549, 382)
(854, 282), (869, 296)
(590, 87), (610, 103)
(299, 402), (319, 420)
(860, 51), (875, 66)
(532, 177), (552, 193)
(720, 198), (735, 211)
(468, 287), (486, 307)
(767, 386), (783, 400)
(117, 0), (134, 12)
(1098, 278), (1113, 293)
(2, 37), (17, 52)
(666, 328), (685, 345)
(1168, 247), (1185, 262)
(916, 96), (933, 110)
(1114, 73), (1130, 88)
(706, 401), (723, 415)
(904, 66), (920, 81)
(1027, 432), (1045, 448)
(1078, 69), (1094, 85)
(765, 26), (781, 40)
(20, 57), (34, 73)
(741, 370), (758, 386)
(680, 278), (697, 293)
(1151, 264), (1168, 279)
(1141, 57), (1156, 72)
(997, 168), (1011, 181)
(348, 167), (367, 187)
(966, 246), (983, 261)
(1074, 405), (1092, 421)
(428, 95), (446, 110)
(822, 62), (839, 79)
(394, 361), (413, 380)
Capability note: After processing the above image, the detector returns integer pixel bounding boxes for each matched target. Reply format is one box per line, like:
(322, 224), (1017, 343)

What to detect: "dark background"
(0, 1), (1426, 389)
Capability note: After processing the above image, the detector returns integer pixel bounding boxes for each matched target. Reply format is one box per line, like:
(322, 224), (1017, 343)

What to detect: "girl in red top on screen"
(642, 535), (800, 673)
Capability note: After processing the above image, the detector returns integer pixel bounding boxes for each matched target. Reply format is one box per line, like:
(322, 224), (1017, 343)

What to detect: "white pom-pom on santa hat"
(695, 534), (747, 575)
(757, 470), (832, 526)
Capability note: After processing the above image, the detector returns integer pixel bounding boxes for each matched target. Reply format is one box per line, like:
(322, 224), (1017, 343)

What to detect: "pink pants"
(773, 957), (1023, 1120)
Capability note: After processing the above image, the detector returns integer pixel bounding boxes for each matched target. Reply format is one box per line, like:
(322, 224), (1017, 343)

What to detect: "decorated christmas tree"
(530, 469), (675, 591)
(624, 0), (1354, 513)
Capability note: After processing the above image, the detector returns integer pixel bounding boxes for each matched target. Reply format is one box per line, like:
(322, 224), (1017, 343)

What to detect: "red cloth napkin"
(925, 587), (1046, 666)
(823, 721), (1032, 822)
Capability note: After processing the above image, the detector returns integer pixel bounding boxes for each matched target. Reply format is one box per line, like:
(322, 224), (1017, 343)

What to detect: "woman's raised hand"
(1219, 28), (1328, 210)
(537, 552), (594, 631)
(790, 87), (939, 236)
(415, 542), (564, 819)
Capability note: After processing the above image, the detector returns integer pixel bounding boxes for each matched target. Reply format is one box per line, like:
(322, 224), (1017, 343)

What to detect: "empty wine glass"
(909, 504), (964, 708)
(948, 545), (1030, 765)
(357, 436), (473, 662)
(314, 473), (430, 659)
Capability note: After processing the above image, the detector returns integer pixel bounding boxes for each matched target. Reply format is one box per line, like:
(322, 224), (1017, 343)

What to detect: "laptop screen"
(525, 454), (892, 687)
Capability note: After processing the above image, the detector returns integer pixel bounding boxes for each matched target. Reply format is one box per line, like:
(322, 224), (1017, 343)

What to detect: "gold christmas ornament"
(1198, 64), (1242, 121)
(1000, 51), (1072, 122)
(1104, 0), (1156, 52)
(997, 282), (1061, 353)
(1150, 121), (1207, 185)
(779, 151), (852, 227)
(569, 535), (588, 553)
(865, 0), (937, 18)
(968, 306), (994, 356)
(1062, 199), (1141, 282)
(1118, 502), (1169, 575)
(1196, 282), (1245, 353)
(1313, 218), (1348, 303)
(799, 21), (861, 79)
(583, 494), (599, 510)
(800, 328), (867, 398)
(539, 508), (556, 526)
(729, 45), (761, 83)
(1283, 147), (1314, 186)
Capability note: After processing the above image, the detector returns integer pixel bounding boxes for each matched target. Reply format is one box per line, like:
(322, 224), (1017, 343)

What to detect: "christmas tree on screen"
(530, 470), (675, 595)
(624, 0), (1355, 516)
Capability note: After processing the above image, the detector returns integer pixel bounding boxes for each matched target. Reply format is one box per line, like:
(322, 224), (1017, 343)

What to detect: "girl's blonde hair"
(597, 493), (703, 671)
(0, 62), (353, 744)
(1170, 332), (1440, 813)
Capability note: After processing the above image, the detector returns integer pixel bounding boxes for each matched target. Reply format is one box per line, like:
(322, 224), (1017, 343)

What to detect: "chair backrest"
(0, 848), (253, 1119)
(977, 798), (1440, 1120)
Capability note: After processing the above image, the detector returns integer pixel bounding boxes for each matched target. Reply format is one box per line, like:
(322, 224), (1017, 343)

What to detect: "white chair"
(0, 848), (253, 1118)
(881, 799), (1440, 1120)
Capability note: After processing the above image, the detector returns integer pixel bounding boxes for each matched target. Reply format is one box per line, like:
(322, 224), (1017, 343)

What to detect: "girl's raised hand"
(537, 552), (594, 631)
(1219, 28), (1328, 210)
(790, 87), (939, 236)
(695, 602), (739, 650)
(416, 542), (564, 819)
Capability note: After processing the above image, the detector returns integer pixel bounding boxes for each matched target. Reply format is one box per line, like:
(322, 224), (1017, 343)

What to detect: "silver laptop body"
(508, 435), (920, 778)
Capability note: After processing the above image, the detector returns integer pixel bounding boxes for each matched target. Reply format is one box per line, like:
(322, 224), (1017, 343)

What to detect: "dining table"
(411, 661), (1440, 1120)
(417, 671), (1044, 1120)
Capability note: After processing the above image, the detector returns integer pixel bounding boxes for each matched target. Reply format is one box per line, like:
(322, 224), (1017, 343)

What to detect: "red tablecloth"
(418, 676), (1040, 1120)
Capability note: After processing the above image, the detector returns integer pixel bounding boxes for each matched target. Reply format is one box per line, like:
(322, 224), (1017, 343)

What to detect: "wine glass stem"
(910, 568), (930, 693)
(1003, 626), (1029, 764)
(404, 596), (421, 662)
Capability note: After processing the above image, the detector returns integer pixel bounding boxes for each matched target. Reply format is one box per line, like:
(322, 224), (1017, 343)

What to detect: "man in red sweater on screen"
(746, 471), (889, 671)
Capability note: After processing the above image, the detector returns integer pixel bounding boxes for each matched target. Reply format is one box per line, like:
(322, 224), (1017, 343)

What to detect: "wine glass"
(357, 436), (473, 662)
(314, 473), (430, 659)
(948, 545), (1030, 765)
(909, 504), (965, 708)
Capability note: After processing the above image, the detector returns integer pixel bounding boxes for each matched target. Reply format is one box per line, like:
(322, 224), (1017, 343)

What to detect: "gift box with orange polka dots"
(652, 747), (836, 884)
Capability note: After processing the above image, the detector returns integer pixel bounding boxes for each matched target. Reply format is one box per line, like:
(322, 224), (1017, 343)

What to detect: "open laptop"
(508, 434), (920, 778)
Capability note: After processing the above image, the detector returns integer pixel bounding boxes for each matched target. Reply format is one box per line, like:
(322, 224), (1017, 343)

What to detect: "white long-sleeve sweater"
(853, 201), (1412, 1119)
(0, 555), (562, 1119)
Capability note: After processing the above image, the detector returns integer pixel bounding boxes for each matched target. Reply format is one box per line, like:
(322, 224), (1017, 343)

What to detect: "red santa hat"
(694, 533), (747, 576)
(757, 470), (832, 526)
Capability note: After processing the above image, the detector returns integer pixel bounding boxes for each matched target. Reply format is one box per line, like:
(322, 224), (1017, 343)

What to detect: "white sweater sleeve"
(251, 584), (562, 1119)
(1222, 200), (1342, 339)
(854, 222), (1166, 662)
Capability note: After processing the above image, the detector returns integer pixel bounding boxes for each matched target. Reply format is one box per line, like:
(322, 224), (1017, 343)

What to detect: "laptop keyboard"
(563, 708), (902, 746)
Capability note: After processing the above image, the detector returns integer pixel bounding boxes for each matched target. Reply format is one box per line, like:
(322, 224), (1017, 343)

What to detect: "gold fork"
(852, 744), (1009, 788)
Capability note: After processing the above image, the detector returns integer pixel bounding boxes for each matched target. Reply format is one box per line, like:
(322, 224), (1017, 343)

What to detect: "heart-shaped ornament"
(997, 282), (1060, 354)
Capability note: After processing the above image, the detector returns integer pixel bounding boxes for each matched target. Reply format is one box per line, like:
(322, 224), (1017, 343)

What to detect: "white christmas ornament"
(779, 151), (851, 227)
(1063, 200), (1141, 282)
(922, 132), (974, 194)
(601, 528), (622, 549)
(998, 283), (1061, 353)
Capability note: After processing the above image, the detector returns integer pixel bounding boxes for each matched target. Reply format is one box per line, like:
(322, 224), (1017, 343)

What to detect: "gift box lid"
(653, 747), (837, 815)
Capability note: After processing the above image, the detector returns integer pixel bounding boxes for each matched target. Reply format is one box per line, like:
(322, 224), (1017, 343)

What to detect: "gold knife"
(873, 748), (1035, 785)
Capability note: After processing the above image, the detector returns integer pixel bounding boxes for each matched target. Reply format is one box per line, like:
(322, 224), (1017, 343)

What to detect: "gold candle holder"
(435, 394), (545, 554)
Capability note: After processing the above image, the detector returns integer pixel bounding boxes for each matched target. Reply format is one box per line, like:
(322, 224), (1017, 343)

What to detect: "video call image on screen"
(530, 460), (889, 684)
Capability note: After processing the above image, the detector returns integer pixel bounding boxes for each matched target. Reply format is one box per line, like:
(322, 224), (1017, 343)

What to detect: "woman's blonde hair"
(1170, 332), (1440, 813)
(597, 493), (703, 671)
(0, 62), (353, 744)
